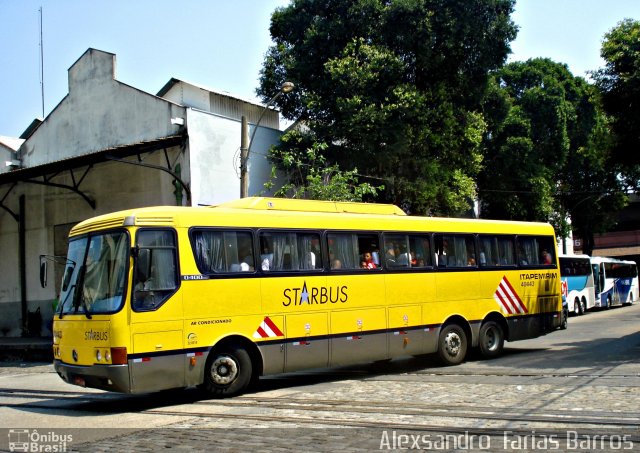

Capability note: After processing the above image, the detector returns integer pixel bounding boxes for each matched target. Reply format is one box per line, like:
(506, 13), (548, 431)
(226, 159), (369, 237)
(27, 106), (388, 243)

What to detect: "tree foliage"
(264, 130), (383, 202)
(480, 59), (625, 253)
(593, 18), (640, 190)
(259, 0), (516, 215)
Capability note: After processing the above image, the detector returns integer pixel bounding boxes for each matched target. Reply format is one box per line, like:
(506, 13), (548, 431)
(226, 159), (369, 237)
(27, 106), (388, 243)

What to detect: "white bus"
(590, 257), (638, 309)
(559, 254), (596, 315)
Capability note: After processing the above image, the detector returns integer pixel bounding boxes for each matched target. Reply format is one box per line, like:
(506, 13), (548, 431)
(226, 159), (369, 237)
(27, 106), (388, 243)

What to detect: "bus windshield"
(58, 231), (129, 316)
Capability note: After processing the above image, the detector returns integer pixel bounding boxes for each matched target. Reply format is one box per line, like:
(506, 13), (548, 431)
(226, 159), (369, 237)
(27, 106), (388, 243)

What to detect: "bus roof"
(69, 197), (556, 237)
(214, 197), (407, 216)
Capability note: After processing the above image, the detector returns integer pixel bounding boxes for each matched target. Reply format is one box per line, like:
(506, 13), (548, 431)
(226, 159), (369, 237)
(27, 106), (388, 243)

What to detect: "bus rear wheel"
(201, 344), (252, 397)
(478, 321), (504, 358)
(437, 324), (467, 366)
(574, 297), (583, 315)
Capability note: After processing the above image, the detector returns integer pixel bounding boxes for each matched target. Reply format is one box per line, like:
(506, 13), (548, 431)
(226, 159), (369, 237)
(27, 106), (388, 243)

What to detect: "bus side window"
(133, 229), (179, 311)
(435, 234), (475, 268)
(192, 230), (254, 273)
(328, 232), (377, 270)
(479, 235), (515, 267)
(408, 234), (432, 268)
(259, 231), (323, 272)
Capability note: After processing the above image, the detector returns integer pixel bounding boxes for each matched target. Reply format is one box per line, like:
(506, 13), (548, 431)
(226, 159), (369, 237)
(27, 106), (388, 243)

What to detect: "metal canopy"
(0, 134), (186, 221)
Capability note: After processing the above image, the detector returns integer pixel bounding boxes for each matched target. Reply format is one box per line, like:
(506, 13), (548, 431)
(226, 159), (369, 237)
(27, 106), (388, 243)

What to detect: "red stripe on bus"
(264, 316), (284, 336)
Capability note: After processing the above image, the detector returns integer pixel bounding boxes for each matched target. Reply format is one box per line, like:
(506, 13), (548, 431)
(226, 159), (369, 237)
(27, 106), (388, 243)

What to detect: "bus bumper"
(507, 311), (562, 341)
(54, 360), (131, 393)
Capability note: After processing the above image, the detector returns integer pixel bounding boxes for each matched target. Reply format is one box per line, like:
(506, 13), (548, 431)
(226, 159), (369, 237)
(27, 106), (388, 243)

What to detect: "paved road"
(0, 304), (638, 452)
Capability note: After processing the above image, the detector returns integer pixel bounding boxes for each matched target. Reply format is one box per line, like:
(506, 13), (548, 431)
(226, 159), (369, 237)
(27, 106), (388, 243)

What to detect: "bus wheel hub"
(211, 355), (238, 385)
(444, 332), (461, 356)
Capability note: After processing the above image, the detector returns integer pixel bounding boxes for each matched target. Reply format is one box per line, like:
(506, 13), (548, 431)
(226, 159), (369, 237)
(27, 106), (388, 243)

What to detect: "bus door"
(326, 232), (387, 366)
(129, 229), (184, 392)
(383, 233), (435, 357)
(258, 230), (328, 373)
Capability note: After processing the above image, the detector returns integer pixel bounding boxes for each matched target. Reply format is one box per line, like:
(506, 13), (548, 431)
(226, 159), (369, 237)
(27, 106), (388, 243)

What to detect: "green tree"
(593, 18), (640, 190)
(264, 130), (383, 202)
(480, 59), (624, 253)
(259, 0), (516, 215)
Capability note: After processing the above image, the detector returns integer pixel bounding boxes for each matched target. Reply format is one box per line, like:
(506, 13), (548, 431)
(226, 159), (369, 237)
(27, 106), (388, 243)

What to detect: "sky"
(1, 0), (640, 138)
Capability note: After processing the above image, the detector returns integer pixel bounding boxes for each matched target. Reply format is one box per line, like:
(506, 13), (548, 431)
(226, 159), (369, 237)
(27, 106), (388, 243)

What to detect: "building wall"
(0, 149), (183, 337)
(187, 109), (280, 206)
(0, 48), (284, 337)
(20, 50), (185, 167)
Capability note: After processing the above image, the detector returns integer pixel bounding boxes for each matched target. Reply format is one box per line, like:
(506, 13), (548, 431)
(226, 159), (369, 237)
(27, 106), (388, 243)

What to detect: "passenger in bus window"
(361, 252), (377, 269)
(260, 243), (273, 271)
(384, 245), (396, 266)
(370, 243), (380, 266)
(397, 244), (410, 266)
(541, 249), (552, 265)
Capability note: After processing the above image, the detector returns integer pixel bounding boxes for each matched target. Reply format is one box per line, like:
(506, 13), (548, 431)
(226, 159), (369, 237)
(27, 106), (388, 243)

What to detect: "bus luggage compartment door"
(330, 308), (387, 367)
(284, 312), (329, 372)
(387, 305), (423, 357)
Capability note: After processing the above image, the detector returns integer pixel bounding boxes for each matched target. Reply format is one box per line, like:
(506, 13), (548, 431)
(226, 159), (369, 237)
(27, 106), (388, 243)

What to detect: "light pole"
(240, 81), (295, 198)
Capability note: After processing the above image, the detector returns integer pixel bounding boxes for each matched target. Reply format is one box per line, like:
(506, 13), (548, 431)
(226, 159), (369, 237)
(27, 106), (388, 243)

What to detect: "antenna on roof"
(38, 6), (45, 118)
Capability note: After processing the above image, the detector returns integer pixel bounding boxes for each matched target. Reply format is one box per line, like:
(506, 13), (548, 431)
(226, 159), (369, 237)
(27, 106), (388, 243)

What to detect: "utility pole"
(240, 116), (249, 198)
(239, 82), (294, 198)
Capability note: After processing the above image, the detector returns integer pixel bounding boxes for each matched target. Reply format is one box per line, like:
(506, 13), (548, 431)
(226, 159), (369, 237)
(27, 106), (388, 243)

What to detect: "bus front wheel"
(437, 324), (467, 366)
(201, 344), (252, 397)
(478, 321), (504, 358)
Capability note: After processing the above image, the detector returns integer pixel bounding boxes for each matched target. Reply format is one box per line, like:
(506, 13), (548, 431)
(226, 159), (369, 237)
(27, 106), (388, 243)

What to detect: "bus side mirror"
(39, 256), (47, 288)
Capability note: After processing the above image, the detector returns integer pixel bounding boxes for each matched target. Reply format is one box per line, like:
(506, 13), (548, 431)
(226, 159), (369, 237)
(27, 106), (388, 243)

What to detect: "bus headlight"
(96, 350), (102, 362)
(105, 350), (111, 362)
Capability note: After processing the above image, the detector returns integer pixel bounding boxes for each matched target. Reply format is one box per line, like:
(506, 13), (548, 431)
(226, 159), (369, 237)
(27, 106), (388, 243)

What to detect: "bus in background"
(590, 256), (639, 309)
(559, 254), (596, 316)
(46, 197), (563, 397)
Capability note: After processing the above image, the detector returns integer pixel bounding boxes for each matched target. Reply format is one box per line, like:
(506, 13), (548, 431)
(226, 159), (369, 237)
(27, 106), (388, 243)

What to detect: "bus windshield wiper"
(57, 285), (75, 319)
(70, 265), (92, 319)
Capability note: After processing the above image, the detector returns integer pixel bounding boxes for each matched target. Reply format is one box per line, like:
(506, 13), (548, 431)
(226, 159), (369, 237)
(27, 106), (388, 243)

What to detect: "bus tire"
(560, 307), (568, 330)
(478, 321), (504, 358)
(201, 344), (252, 397)
(581, 297), (588, 314)
(574, 297), (583, 315)
(437, 324), (467, 366)
(606, 295), (612, 310)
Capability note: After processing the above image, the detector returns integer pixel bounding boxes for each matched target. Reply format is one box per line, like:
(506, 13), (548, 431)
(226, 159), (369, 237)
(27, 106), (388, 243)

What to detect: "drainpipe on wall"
(19, 195), (27, 335)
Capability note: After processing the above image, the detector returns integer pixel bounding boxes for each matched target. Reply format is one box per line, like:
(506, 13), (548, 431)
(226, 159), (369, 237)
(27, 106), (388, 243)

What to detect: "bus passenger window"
(383, 234), (411, 268)
(259, 231), (322, 272)
(192, 230), (254, 273)
(328, 233), (378, 270)
(408, 235), (432, 268)
(516, 236), (555, 267)
(479, 235), (515, 267)
(434, 234), (475, 268)
(133, 230), (179, 311)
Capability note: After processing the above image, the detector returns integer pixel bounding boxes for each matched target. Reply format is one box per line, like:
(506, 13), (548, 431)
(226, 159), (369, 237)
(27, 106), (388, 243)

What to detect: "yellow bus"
(49, 197), (562, 396)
